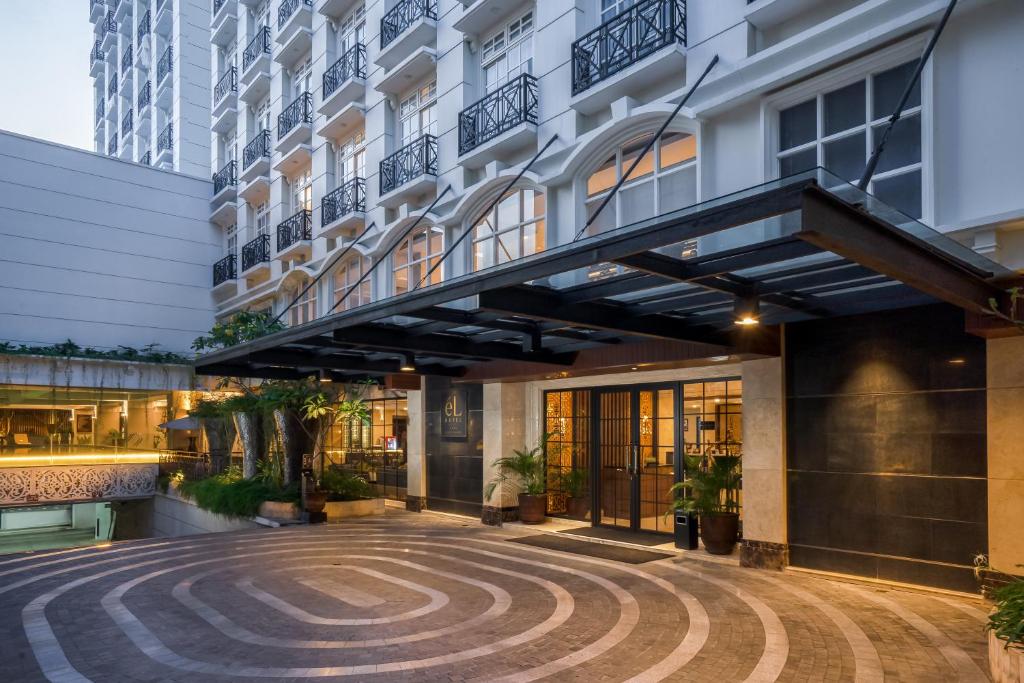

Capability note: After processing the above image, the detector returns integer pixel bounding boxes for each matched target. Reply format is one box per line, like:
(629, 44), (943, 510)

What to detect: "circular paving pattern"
(0, 511), (992, 682)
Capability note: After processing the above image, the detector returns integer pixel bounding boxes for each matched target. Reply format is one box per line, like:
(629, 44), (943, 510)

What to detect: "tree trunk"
(273, 409), (313, 487)
(233, 410), (266, 479)
(201, 416), (236, 475)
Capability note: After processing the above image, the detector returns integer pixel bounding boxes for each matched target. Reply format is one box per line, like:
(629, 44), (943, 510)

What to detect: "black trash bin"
(674, 510), (699, 550)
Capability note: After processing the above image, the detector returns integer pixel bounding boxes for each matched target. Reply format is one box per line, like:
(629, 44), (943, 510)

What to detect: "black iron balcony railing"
(137, 10), (150, 46)
(381, 0), (437, 49)
(278, 0), (312, 30)
(214, 66), (237, 104)
(102, 11), (117, 39)
(571, 0), (686, 96)
(458, 73), (538, 155)
(213, 0), (229, 16)
(243, 26), (271, 71)
(278, 91), (312, 140)
(121, 109), (133, 137)
(138, 80), (151, 110)
(380, 134), (437, 195)
(95, 99), (105, 124)
(323, 44), (366, 98)
(213, 160), (237, 194)
(158, 121), (173, 154)
(157, 45), (173, 84)
(213, 253), (236, 286)
(91, 40), (104, 67)
(108, 73), (118, 99)
(139, 150), (151, 165)
(241, 233), (270, 271)
(322, 177), (365, 226)
(108, 136), (118, 155)
(277, 209), (313, 251)
(242, 129), (271, 169)
(121, 44), (133, 74)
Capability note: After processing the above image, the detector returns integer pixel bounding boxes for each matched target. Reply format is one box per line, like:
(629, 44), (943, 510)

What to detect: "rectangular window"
(775, 60), (923, 219)
(291, 168), (312, 212)
(482, 12), (533, 93)
(399, 81), (437, 145)
(336, 130), (366, 182)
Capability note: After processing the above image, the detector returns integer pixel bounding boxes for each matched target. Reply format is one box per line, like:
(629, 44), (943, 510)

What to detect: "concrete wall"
(150, 491), (261, 537)
(0, 130), (219, 355)
(986, 335), (1024, 576)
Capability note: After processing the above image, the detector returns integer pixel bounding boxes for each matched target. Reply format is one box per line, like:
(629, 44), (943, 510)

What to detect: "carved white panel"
(0, 464), (158, 505)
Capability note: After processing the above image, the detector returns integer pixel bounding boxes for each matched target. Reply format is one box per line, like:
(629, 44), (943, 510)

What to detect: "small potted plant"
(558, 468), (589, 520)
(485, 438), (548, 524)
(668, 455), (742, 555)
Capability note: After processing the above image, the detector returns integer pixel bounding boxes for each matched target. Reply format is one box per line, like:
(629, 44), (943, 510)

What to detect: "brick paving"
(0, 510), (991, 681)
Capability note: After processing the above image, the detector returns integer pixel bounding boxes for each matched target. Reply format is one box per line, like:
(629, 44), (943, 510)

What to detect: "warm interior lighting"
(734, 295), (761, 326)
(709, 355), (730, 362)
(948, 358), (966, 365)
(319, 369), (332, 383)
(0, 453), (163, 468)
(399, 353), (416, 372)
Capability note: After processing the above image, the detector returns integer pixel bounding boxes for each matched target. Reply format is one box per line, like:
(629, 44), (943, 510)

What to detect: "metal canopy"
(195, 170), (1011, 381)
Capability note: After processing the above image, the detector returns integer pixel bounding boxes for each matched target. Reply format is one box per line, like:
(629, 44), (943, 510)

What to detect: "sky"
(0, 1), (94, 150)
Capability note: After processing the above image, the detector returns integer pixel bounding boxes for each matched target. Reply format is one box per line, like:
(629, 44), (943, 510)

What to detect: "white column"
(481, 382), (527, 524)
(404, 384), (427, 511)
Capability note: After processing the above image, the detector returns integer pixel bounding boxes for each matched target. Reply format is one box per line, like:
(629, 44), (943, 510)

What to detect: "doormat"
(507, 534), (673, 564)
(557, 526), (671, 547)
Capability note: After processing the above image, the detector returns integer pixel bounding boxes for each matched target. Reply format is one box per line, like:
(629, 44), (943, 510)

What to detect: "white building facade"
(89, 0), (212, 176)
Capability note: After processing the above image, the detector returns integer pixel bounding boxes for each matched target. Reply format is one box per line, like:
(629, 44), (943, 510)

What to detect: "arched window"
(584, 131), (697, 235)
(289, 278), (317, 326)
(393, 226), (443, 294)
(471, 188), (545, 271)
(333, 256), (371, 312)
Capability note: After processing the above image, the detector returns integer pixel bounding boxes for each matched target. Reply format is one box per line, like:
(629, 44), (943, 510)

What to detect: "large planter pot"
(700, 512), (740, 555)
(303, 490), (329, 515)
(565, 495), (590, 521)
(201, 416), (236, 474)
(324, 498), (385, 521)
(518, 493), (547, 524)
(990, 629), (1024, 682)
(232, 410), (266, 479)
(273, 408), (314, 488)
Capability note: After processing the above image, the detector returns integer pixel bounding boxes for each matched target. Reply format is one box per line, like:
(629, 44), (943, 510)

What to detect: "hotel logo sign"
(441, 388), (468, 438)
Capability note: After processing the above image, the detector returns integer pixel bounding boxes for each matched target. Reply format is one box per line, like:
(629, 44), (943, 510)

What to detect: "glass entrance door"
(596, 386), (677, 533)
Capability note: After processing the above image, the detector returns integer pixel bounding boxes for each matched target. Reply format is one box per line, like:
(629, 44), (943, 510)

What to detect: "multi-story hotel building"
(89, 0), (212, 176)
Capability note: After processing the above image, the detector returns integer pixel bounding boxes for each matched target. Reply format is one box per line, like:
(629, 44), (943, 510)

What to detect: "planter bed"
(258, 500), (300, 520)
(325, 497), (385, 521)
(990, 630), (1024, 682)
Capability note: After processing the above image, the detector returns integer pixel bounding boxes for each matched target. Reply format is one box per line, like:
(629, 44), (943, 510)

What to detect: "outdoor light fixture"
(734, 295), (761, 326)
(319, 369), (332, 383)
(948, 358), (966, 365)
(399, 353), (416, 373)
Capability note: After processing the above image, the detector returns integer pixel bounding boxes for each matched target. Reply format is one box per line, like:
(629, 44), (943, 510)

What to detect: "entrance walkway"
(0, 510), (990, 681)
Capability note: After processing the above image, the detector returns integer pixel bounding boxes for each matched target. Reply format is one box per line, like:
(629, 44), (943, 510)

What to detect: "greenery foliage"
(485, 437), (548, 501)
(177, 466), (298, 518)
(0, 339), (189, 364)
(320, 470), (374, 502)
(191, 310), (286, 352)
(557, 468), (588, 498)
(668, 455), (742, 517)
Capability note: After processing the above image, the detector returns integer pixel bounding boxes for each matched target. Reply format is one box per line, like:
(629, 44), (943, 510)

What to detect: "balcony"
(107, 73), (118, 100)
(156, 121), (173, 166)
(275, 92), (312, 172)
(240, 27), (271, 104)
(379, 134), (437, 207)
(156, 45), (173, 90)
(114, 0), (131, 23)
(453, 0), (527, 37)
(378, 0), (437, 70)
(121, 109), (133, 137)
(240, 129), (271, 200)
(212, 66), (238, 132)
(318, 0), (360, 19)
(241, 233), (271, 275)
(320, 177), (365, 239)
(212, 0), (238, 46)
(137, 80), (151, 114)
(276, 209), (313, 260)
(90, 0), (105, 22)
(570, 0), (686, 114)
(137, 10), (150, 49)
(90, 41), (105, 77)
(95, 99), (105, 127)
(108, 136), (118, 156)
(211, 160), (238, 223)
(154, 0), (172, 37)
(212, 253), (237, 290)
(745, 0), (821, 29)
(121, 44), (133, 79)
(100, 12), (117, 52)
(139, 150), (151, 166)
(458, 73), (537, 167)
(319, 43), (365, 120)
(374, 45), (436, 96)
(276, 0), (313, 65)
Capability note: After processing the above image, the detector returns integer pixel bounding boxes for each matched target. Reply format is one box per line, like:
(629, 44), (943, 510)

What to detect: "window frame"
(470, 186), (546, 272)
(289, 277), (317, 327)
(333, 255), (371, 311)
(392, 225), (444, 295)
(481, 11), (533, 94)
(398, 80), (437, 146)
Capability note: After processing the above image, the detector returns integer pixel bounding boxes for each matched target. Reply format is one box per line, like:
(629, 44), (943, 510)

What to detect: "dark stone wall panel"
(424, 377), (483, 515)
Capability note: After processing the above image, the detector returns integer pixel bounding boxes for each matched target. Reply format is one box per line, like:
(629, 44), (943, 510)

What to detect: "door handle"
(630, 445), (639, 477)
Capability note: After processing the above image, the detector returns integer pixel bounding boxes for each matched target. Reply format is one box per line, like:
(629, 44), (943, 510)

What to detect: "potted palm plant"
(668, 454), (742, 555)
(485, 438), (548, 524)
(558, 468), (589, 520)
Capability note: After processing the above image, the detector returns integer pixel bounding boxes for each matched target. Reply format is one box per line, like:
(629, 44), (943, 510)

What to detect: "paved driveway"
(0, 510), (990, 681)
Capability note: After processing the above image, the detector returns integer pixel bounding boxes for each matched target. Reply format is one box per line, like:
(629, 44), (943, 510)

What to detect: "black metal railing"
(241, 233), (270, 271)
(213, 0), (228, 16)
(458, 73), (538, 155)
(214, 66), (237, 104)
(213, 160), (237, 194)
(91, 40), (104, 67)
(137, 10), (150, 46)
(322, 177), (365, 226)
(108, 73), (118, 99)
(323, 44), (366, 98)
(213, 253), (236, 286)
(108, 136), (118, 155)
(277, 91), (312, 140)
(158, 121), (173, 154)
(121, 109), (133, 137)
(138, 80), (151, 110)
(102, 11), (117, 39)
(121, 44), (133, 74)
(278, 0), (312, 29)
(381, 0), (437, 49)
(140, 150), (151, 165)
(95, 99), (105, 124)
(380, 134), (437, 195)
(242, 129), (271, 169)
(277, 209), (313, 251)
(242, 26), (271, 71)
(157, 45), (172, 84)
(571, 0), (686, 95)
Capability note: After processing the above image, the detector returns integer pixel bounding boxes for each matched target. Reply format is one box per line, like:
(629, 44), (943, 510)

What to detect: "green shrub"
(178, 470), (298, 518)
(321, 470), (374, 502)
(989, 579), (1024, 650)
